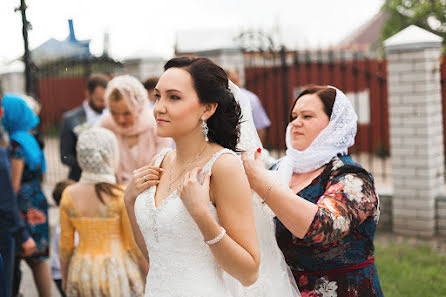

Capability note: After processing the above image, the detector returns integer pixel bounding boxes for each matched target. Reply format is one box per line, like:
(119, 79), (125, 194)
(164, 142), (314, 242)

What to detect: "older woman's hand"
(124, 165), (163, 205)
(241, 149), (269, 193)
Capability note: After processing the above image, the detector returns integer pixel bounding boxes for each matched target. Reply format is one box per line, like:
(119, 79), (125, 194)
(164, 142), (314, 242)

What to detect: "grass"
(375, 242), (446, 297)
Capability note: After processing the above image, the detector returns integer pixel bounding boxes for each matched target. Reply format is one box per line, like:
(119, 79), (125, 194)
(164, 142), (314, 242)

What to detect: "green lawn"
(375, 242), (446, 297)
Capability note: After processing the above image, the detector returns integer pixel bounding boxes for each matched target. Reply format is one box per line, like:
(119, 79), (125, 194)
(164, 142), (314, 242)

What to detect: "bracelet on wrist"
(262, 182), (274, 204)
(205, 227), (226, 245)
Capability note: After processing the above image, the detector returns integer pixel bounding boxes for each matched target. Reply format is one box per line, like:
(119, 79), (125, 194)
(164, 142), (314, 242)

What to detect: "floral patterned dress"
(9, 141), (49, 263)
(274, 155), (383, 297)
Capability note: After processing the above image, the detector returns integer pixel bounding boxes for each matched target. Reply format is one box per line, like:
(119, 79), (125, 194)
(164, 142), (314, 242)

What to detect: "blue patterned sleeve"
(9, 141), (25, 160)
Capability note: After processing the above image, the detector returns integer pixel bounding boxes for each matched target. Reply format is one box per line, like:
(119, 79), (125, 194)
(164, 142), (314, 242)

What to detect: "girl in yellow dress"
(59, 127), (145, 297)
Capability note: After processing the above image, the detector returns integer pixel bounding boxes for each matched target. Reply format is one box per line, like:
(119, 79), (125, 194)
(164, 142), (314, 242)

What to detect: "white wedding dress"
(135, 148), (298, 297)
(135, 148), (236, 297)
(134, 81), (299, 297)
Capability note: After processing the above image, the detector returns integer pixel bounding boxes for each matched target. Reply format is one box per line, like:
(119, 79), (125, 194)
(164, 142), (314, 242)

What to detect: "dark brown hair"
(289, 85), (336, 122)
(87, 73), (109, 94)
(143, 76), (159, 91)
(164, 57), (242, 151)
(52, 179), (75, 205)
(94, 183), (123, 204)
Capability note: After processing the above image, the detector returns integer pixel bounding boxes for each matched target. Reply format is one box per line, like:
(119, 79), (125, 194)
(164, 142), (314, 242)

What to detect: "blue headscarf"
(1, 93), (46, 173)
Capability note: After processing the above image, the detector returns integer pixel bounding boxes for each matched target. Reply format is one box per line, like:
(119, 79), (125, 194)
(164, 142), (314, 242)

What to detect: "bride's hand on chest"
(124, 165), (163, 204)
(178, 167), (211, 218)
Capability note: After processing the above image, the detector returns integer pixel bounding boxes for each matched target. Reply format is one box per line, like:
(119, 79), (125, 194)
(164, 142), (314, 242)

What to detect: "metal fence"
(41, 136), (68, 202)
(39, 52), (446, 192)
(243, 48), (390, 183)
(33, 56), (122, 130)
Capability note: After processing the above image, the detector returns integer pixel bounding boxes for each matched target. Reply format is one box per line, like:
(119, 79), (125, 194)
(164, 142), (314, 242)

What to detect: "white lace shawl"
(77, 127), (118, 184)
(278, 86), (357, 183)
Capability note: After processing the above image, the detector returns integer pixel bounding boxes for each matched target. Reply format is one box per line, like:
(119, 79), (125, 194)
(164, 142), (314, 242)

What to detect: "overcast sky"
(1, 0), (385, 62)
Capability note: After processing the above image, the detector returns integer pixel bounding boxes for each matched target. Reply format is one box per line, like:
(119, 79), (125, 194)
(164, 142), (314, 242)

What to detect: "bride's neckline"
(152, 188), (178, 210)
(152, 148), (229, 209)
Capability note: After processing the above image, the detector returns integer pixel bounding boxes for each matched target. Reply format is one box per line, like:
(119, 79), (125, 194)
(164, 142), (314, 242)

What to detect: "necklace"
(167, 143), (209, 192)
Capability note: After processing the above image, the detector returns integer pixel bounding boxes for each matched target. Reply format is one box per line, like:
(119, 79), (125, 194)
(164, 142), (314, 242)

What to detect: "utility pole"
(15, 0), (33, 95)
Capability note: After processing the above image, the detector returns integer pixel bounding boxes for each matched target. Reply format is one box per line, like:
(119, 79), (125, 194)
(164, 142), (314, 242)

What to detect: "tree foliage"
(382, 0), (446, 43)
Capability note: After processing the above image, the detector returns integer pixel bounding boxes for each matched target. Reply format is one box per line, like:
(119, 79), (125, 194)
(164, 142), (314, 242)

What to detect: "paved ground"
(19, 260), (61, 297)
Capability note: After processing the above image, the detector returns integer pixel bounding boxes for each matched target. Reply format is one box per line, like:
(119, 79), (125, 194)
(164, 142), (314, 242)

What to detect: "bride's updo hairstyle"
(164, 57), (242, 151)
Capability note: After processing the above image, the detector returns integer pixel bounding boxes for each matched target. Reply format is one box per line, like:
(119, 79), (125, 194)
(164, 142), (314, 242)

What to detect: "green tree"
(382, 0), (446, 43)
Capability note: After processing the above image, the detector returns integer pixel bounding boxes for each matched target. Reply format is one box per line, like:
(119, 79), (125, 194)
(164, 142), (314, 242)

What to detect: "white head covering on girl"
(77, 127), (119, 184)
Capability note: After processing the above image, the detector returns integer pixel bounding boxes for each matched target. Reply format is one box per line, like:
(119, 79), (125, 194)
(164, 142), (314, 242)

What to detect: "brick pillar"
(384, 25), (444, 237)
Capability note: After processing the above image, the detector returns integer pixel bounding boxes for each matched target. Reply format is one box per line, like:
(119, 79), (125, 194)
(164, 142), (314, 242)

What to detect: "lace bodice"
(134, 148), (235, 297)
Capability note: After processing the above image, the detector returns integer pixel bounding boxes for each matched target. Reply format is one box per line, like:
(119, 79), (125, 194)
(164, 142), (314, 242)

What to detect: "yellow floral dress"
(59, 187), (145, 297)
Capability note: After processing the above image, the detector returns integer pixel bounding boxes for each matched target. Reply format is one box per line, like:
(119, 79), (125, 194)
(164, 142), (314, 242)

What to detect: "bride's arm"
(180, 154), (260, 286)
(124, 196), (149, 263)
(124, 164), (163, 263)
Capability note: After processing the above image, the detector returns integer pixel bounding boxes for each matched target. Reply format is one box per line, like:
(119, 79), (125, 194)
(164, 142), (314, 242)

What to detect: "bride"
(124, 57), (299, 297)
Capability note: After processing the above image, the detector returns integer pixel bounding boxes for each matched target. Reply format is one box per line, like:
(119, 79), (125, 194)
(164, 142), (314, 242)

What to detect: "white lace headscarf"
(278, 86), (357, 183)
(77, 127), (119, 184)
(103, 74), (154, 137)
(105, 74), (148, 113)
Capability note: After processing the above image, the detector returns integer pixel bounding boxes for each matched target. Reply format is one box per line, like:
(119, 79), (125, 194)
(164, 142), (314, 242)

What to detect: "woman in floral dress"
(2, 94), (51, 297)
(243, 85), (383, 297)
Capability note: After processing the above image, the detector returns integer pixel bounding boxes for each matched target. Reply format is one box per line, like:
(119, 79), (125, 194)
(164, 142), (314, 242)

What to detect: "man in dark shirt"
(0, 93), (36, 297)
(60, 74), (109, 181)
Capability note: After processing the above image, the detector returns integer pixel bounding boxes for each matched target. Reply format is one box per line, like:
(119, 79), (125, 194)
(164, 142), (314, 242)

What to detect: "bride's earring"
(201, 115), (209, 142)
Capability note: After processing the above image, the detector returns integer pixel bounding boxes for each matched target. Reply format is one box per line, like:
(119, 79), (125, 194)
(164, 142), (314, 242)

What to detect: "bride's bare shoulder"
(212, 152), (242, 173)
(211, 152), (248, 188)
(210, 152), (252, 213)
